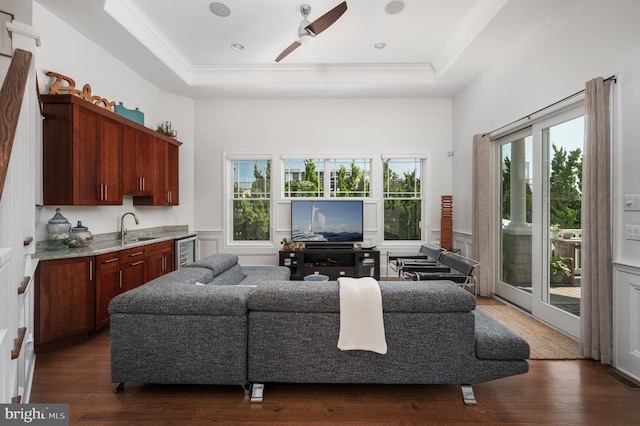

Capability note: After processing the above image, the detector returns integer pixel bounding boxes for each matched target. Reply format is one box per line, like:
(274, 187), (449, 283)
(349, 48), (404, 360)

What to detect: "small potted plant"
(549, 224), (561, 239)
(280, 237), (290, 250)
(280, 237), (296, 250)
(550, 255), (572, 284)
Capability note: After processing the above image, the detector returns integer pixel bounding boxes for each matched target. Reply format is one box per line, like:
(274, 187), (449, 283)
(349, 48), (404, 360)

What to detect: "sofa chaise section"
(247, 280), (529, 402)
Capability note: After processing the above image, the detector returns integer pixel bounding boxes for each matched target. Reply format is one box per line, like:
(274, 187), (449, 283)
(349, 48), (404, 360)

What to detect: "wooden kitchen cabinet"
(123, 126), (155, 196)
(134, 138), (179, 206)
(36, 238), (183, 346)
(120, 246), (147, 292)
(95, 242), (173, 330)
(35, 256), (95, 346)
(42, 94), (182, 207)
(147, 240), (175, 281)
(167, 142), (179, 205)
(95, 252), (121, 330)
(42, 95), (123, 205)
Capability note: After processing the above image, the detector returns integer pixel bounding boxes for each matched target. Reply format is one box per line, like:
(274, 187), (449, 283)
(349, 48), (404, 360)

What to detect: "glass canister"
(46, 208), (71, 251)
(65, 221), (94, 248)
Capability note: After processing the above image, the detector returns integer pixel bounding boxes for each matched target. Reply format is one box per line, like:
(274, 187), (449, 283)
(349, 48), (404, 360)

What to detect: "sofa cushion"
(109, 281), (253, 316)
(163, 266), (214, 285)
(108, 266), (250, 316)
(474, 309), (530, 360)
(248, 280), (476, 313)
(207, 264), (247, 285)
(242, 265), (291, 284)
(184, 254), (238, 277)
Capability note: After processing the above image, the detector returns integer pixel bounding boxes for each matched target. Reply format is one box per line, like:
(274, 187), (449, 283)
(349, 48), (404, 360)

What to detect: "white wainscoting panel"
(614, 263), (640, 381)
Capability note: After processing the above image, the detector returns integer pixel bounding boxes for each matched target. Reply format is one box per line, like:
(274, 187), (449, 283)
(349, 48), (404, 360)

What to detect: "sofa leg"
(250, 383), (264, 403)
(242, 382), (252, 395)
(461, 384), (477, 405)
(113, 383), (125, 394)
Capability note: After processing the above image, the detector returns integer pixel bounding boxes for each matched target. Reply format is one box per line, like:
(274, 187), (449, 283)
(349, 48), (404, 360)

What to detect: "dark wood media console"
(279, 248), (380, 280)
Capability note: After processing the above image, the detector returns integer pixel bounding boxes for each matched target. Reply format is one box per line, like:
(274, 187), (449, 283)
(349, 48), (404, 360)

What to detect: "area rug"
(477, 304), (585, 360)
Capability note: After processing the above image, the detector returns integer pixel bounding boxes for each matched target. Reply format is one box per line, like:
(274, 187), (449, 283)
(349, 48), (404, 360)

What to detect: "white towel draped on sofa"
(337, 277), (387, 354)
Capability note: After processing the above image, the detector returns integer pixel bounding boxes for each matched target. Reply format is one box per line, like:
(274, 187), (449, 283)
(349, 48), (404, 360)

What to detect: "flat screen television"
(290, 200), (363, 243)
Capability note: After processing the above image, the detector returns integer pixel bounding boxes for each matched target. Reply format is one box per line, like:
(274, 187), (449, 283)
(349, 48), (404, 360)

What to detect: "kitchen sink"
(124, 236), (158, 243)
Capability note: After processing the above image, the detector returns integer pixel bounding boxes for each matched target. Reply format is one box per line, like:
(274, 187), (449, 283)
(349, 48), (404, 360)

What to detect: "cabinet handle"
(119, 270), (122, 288)
(99, 184), (108, 201)
(129, 251), (144, 257)
(131, 260), (144, 266)
(103, 257), (118, 264)
(89, 260), (93, 281)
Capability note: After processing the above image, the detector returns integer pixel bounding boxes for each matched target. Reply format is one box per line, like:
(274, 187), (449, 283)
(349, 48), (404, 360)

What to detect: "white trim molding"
(613, 262), (640, 381)
(6, 21), (41, 47)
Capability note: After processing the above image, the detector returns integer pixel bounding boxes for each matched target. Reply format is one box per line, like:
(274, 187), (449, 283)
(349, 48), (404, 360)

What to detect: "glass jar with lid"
(46, 208), (71, 251)
(65, 221), (93, 248)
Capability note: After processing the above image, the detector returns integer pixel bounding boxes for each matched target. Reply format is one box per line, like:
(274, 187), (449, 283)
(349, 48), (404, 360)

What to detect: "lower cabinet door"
(120, 246), (147, 292)
(95, 252), (121, 330)
(146, 241), (175, 281)
(36, 257), (95, 345)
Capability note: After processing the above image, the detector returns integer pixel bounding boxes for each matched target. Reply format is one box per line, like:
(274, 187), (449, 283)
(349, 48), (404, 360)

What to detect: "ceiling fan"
(275, 1), (348, 62)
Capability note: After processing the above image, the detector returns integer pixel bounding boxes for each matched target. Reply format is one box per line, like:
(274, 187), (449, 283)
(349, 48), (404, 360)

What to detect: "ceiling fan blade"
(275, 40), (302, 62)
(305, 1), (348, 36)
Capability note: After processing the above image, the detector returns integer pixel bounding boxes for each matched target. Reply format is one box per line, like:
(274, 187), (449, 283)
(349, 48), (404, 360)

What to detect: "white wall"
(452, 0), (640, 265)
(32, 4), (195, 240)
(452, 0), (640, 378)
(193, 98), (453, 259)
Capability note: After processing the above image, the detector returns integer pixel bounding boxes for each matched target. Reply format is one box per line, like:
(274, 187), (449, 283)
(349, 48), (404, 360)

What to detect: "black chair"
(411, 250), (479, 295)
(390, 243), (449, 278)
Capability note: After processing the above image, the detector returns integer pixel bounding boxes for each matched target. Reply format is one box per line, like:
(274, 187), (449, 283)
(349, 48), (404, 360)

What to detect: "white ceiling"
(34, 0), (569, 98)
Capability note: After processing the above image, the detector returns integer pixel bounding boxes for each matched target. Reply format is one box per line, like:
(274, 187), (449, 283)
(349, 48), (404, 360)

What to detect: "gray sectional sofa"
(109, 254), (529, 404)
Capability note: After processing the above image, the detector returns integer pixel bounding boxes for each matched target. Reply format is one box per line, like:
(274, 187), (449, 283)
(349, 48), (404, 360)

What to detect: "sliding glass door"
(495, 107), (583, 338)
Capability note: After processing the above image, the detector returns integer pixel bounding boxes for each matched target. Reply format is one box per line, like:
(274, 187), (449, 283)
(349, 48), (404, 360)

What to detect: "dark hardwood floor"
(30, 299), (640, 425)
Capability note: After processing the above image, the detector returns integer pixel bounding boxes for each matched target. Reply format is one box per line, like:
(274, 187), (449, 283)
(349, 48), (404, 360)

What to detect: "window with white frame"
(283, 158), (371, 198)
(232, 159), (271, 241)
(383, 158), (422, 240)
(284, 158), (324, 197)
(330, 158), (370, 197)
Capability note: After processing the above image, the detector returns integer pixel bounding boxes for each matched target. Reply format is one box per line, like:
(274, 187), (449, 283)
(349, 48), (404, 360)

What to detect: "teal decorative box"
(115, 102), (144, 125)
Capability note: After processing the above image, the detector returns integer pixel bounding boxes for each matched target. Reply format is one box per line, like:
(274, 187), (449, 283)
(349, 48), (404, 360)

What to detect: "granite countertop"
(33, 225), (196, 261)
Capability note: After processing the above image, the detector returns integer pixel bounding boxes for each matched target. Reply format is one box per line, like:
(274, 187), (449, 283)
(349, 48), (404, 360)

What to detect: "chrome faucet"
(120, 212), (139, 241)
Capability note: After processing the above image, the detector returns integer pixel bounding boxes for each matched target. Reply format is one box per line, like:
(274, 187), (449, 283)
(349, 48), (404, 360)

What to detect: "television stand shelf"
(279, 248), (380, 281)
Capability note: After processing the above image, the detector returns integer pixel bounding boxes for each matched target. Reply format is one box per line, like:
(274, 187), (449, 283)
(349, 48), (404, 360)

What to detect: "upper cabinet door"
(123, 127), (155, 196)
(134, 138), (180, 206)
(72, 105), (100, 205)
(167, 142), (179, 205)
(43, 100), (123, 205)
(97, 115), (123, 205)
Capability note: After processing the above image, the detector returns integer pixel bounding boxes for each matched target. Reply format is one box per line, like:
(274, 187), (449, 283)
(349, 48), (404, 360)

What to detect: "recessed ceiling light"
(231, 43), (244, 51)
(375, 42), (386, 49)
(209, 2), (231, 17)
(385, 1), (405, 15)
